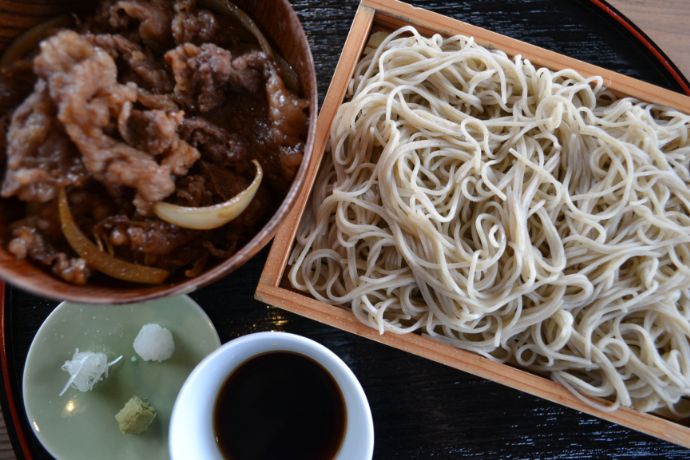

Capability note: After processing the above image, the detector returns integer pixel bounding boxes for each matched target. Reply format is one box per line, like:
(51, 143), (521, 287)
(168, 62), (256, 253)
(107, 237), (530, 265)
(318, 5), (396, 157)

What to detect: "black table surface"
(3, 0), (690, 458)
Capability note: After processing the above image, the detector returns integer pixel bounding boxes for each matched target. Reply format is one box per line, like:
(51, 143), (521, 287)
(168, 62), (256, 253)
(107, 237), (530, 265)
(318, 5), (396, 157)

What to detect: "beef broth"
(213, 352), (347, 460)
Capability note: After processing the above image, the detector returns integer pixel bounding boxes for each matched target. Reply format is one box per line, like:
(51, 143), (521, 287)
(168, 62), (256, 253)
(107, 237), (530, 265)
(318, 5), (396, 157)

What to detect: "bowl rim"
(0, 0), (319, 304)
(169, 331), (374, 460)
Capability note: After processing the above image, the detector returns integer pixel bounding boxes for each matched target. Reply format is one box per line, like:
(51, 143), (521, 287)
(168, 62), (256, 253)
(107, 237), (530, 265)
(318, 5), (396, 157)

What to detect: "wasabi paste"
(115, 396), (156, 435)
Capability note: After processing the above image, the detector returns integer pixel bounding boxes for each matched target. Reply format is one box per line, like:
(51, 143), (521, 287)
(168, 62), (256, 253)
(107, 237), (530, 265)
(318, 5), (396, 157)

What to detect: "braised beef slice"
(94, 215), (195, 257)
(86, 34), (172, 93)
(1, 81), (86, 202)
(231, 52), (269, 93)
(93, 0), (173, 50)
(172, 0), (219, 45)
(161, 137), (201, 177)
(173, 0), (251, 50)
(33, 31), (200, 214)
(165, 43), (267, 112)
(175, 173), (214, 206)
(165, 42), (308, 188)
(8, 226), (90, 285)
(265, 62), (308, 145)
(137, 91), (179, 111)
(260, 62), (308, 188)
(179, 117), (247, 166)
(118, 105), (181, 156)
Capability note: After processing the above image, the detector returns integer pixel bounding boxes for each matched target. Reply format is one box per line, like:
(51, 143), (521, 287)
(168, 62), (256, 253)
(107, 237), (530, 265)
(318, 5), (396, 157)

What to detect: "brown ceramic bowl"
(0, 0), (317, 304)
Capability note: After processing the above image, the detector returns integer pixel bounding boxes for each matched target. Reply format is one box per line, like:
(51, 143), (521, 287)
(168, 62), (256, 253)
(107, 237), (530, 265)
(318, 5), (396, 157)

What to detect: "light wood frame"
(256, 0), (690, 448)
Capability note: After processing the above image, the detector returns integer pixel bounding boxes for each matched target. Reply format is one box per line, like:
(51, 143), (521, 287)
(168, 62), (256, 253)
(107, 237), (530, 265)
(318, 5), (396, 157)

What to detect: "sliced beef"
(175, 173), (213, 206)
(232, 52), (269, 93)
(137, 91), (179, 111)
(1, 81), (86, 202)
(172, 0), (220, 44)
(33, 31), (200, 214)
(265, 62), (309, 146)
(117, 104), (202, 180)
(179, 117), (247, 166)
(172, 0), (254, 51)
(93, 0), (173, 50)
(86, 34), (172, 93)
(94, 215), (196, 257)
(52, 254), (91, 285)
(8, 226), (90, 285)
(118, 104), (181, 155)
(256, 63), (308, 190)
(161, 137), (201, 177)
(166, 43), (307, 189)
(165, 43), (267, 112)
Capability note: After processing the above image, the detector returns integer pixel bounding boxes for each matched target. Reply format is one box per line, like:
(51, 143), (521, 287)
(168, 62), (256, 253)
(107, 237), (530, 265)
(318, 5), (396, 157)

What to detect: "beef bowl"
(0, 0), (317, 303)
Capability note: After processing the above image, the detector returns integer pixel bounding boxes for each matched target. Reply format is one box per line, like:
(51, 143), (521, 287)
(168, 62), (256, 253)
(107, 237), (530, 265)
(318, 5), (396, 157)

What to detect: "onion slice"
(58, 189), (169, 284)
(154, 160), (263, 230)
(1, 15), (72, 68)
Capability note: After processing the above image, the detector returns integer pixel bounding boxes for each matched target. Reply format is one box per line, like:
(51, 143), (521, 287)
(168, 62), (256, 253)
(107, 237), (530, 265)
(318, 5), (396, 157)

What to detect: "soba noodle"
(289, 26), (690, 414)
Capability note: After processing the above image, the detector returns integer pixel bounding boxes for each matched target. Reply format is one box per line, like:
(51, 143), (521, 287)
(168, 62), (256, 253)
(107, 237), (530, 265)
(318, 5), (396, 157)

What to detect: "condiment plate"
(22, 295), (220, 460)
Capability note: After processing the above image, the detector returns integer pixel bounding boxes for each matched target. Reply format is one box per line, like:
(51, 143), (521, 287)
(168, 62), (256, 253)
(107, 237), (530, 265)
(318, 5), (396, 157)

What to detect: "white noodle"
(289, 26), (690, 415)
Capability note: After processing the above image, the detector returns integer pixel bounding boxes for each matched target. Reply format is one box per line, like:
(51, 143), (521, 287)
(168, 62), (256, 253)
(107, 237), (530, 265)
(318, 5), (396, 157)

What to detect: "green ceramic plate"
(22, 295), (220, 460)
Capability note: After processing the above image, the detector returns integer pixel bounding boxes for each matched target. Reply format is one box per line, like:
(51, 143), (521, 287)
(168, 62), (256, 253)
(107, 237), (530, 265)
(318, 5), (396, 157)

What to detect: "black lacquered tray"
(2, 1), (690, 458)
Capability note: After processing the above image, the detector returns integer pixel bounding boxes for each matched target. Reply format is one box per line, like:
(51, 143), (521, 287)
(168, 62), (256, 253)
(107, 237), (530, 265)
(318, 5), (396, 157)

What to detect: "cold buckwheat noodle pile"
(289, 26), (690, 414)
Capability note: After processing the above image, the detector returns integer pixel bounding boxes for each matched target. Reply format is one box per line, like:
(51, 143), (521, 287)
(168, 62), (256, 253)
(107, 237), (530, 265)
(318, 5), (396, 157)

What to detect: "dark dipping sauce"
(213, 351), (347, 460)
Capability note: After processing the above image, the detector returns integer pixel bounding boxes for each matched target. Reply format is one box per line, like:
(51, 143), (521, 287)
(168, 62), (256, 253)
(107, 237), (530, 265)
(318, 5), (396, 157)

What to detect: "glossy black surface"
(3, 1), (690, 458)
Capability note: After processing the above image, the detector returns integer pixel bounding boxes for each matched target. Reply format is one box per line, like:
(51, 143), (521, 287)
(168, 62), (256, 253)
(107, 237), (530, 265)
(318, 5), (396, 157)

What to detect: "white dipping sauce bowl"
(169, 331), (374, 460)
